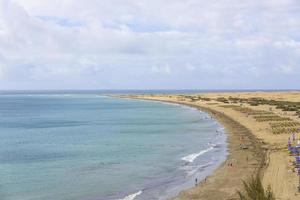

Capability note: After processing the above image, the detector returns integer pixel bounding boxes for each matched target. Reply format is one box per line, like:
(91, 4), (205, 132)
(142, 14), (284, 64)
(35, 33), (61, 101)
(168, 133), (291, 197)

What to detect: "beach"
(123, 91), (300, 200)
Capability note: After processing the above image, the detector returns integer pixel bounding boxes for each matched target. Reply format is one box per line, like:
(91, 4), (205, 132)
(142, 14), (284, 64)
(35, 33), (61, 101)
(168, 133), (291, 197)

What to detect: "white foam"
(183, 162), (213, 176)
(181, 147), (214, 163)
(119, 191), (142, 200)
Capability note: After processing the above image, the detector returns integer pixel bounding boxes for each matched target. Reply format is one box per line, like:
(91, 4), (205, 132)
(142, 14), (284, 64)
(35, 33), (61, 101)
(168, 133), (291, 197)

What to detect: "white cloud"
(0, 0), (299, 89)
(151, 64), (171, 75)
(276, 65), (296, 75)
(185, 63), (195, 71)
(274, 39), (300, 50)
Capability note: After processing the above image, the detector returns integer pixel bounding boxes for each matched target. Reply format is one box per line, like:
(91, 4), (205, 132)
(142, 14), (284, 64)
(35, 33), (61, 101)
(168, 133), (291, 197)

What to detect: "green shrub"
(237, 176), (275, 200)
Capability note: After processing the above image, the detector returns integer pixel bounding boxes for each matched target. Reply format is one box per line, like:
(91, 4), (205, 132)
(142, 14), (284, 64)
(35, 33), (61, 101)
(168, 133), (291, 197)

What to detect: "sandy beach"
(122, 92), (300, 200)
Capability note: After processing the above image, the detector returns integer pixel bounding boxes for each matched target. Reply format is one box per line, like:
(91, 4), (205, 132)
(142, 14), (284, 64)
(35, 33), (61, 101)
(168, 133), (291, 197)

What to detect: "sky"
(0, 0), (300, 90)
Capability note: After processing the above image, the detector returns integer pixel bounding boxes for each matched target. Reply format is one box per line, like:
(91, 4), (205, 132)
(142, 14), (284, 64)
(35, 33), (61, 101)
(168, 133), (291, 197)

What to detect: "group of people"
(287, 132), (300, 192)
(195, 177), (207, 186)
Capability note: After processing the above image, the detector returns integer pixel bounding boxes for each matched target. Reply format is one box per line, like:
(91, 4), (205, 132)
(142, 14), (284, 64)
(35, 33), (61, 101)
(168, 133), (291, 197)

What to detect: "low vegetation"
(237, 176), (275, 200)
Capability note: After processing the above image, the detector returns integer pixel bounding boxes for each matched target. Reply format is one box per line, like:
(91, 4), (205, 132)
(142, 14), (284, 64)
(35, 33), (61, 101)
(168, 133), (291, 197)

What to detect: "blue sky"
(0, 0), (299, 90)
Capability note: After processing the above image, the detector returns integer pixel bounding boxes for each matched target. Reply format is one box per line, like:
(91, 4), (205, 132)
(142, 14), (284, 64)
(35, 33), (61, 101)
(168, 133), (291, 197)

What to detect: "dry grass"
(237, 176), (275, 200)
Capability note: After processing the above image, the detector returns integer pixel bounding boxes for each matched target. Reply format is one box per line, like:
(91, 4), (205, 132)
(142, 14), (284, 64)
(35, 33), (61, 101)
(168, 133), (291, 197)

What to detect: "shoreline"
(121, 96), (266, 200)
(173, 103), (266, 200)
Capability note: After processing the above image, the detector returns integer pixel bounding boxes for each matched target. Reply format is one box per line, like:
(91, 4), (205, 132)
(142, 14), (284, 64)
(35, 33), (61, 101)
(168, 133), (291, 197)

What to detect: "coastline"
(121, 96), (266, 200)
(115, 96), (229, 200)
(119, 96), (266, 200)
(172, 104), (266, 200)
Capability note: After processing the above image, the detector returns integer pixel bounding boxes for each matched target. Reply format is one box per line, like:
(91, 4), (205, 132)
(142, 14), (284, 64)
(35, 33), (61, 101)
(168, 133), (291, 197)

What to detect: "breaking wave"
(119, 190), (142, 200)
(181, 146), (214, 163)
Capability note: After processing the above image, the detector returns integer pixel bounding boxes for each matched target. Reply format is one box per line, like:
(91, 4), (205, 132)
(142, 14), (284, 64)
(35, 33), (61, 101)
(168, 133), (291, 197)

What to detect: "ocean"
(0, 92), (227, 200)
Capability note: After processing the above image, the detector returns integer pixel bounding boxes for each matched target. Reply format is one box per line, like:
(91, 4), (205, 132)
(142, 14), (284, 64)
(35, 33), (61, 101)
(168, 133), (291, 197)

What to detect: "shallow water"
(0, 93), (227, 200)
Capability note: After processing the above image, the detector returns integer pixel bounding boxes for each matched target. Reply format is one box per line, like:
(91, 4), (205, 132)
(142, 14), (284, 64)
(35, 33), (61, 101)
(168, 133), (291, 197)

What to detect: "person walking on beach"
(195, 178), (198, 186)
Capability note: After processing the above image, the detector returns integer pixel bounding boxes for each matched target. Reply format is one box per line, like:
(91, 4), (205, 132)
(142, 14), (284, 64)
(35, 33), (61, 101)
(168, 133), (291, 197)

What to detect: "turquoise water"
(0, 93), (227, 200)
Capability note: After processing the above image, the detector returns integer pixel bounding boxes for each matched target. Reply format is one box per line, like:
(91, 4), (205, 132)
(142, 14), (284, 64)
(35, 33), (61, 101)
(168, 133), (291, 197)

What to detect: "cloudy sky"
(0, 0), (299, 90)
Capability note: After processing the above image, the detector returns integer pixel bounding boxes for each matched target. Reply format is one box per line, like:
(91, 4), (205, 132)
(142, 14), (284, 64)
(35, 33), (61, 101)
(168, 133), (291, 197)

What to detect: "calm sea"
(0, 92), (227, 200)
